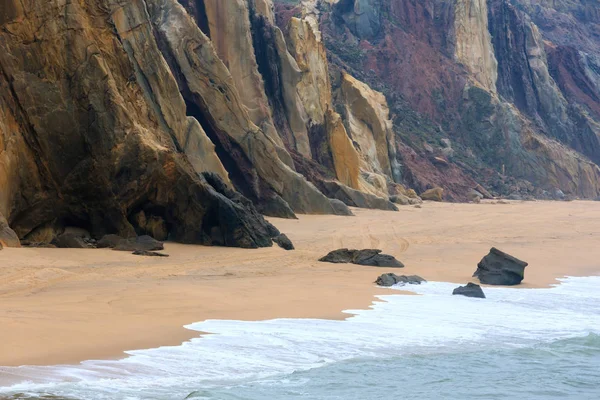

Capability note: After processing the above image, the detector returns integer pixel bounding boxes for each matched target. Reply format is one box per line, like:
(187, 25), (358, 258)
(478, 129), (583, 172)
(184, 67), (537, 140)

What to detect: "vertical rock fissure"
(247, 0), (297, 151)
(177, 0), (211, 38)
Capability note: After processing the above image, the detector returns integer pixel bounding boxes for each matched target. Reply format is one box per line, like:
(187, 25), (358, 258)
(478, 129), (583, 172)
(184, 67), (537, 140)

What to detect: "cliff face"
(317, 0), (600, 199)
(454, 0), (498, 93)
(0, 0), (279, 247)
(2, 0), (600, 246)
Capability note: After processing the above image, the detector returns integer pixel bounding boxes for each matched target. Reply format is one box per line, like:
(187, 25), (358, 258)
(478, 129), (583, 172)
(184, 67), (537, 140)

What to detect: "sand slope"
(1, 201), (599, 366)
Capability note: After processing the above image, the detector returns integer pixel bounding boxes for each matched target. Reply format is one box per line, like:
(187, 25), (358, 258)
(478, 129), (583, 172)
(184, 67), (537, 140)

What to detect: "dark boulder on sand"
(376, 273), (426, 287)
(53, 233), (95, 249)
(98, 234), (165, 252)
(273, 234), (294, 250)
(473, 247), (528, 285)
(453, 282), (486, 298)
(319, 248), (357, 263)
(114, 235), (164, 252)
(320, 249), (404, 267)
(97, 234), (126, 249)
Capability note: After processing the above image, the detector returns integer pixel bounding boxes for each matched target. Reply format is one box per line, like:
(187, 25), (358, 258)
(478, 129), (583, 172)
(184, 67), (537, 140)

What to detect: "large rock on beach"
(420, 187), (444, 202)
(97, 234), (127, 249)
(273, 234), (295, 250)
(376, 273), (426, 287)
(473, 247), (528, 285)
(53, 233), (94, 249)
(453, 282), (486, 298)
(320, 249), (404, 268)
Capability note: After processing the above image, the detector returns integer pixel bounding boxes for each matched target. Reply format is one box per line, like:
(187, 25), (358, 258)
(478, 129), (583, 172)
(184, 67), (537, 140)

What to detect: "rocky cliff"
(1, 0), (600, 248)
(0, 0), (288, 248)
(317, 0), (600, 199)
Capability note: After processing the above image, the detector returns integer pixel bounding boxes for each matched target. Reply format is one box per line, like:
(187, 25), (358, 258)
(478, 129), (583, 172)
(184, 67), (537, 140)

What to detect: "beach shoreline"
(1, 200), (600, 367)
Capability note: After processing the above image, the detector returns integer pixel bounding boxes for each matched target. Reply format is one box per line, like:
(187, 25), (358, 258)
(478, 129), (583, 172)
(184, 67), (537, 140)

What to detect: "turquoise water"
(194, 335), (600, 400)
(1, 277), (599, 400)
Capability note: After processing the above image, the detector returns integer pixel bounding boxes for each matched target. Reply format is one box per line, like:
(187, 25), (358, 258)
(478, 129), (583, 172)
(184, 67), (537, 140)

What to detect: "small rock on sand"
(132, 250), (169, 257)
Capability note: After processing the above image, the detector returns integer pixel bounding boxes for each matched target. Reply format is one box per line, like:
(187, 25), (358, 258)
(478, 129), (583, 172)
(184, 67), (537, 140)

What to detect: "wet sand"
(1, 200), (599, 366)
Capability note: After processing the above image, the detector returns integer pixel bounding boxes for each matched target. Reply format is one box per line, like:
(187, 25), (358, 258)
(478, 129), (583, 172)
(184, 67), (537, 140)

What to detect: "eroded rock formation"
(317, 0), (600, 199)
(0, 0), (279, 247)
(2, 0), (600, 248)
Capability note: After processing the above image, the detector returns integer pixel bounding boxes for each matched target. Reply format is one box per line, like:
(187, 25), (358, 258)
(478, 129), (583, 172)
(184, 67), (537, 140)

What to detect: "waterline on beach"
(1, 276), (599, 399)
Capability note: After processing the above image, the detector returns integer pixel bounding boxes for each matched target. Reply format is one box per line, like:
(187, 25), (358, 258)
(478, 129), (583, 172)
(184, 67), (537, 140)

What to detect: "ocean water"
(1, 277), (599, 400)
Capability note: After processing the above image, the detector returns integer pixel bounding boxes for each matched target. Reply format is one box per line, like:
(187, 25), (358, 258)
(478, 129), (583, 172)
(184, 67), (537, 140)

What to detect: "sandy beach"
(1, 200), (600, 367)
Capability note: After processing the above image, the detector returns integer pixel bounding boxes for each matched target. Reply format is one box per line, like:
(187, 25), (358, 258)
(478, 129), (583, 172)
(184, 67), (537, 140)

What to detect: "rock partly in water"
(132, 250), (170, 257)
(452, 282), (486, 298)
(420, 187), (444, 202)
(113, 236), (165, 252)
(473, 247), (528, 285)
(376, 273), (426, 287)
(319, 249), (404, 268)
(273, 233), (295, 250)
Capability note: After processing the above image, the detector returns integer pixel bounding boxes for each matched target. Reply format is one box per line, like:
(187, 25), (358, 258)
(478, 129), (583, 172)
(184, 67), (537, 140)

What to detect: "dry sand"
(1, 200), (600, 367)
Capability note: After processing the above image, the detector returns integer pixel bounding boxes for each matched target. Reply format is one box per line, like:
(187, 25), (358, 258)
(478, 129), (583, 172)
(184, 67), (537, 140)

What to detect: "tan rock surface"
(287, 15), (332, 125)
(200, 0), (284, 149)
(325, 110), (361, 189)
(421, 187), (445, 202)
(0, 0), (276, 247)
(339, 72), (399, 182)
(454, 0), (499, 92)
(111, 1), (229, 184)
(147, 0), (344, 215)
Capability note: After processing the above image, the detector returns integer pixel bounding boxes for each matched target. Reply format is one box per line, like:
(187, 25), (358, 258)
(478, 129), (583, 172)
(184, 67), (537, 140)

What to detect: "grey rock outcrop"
(97, 235), (127, 249)
(273, 233), (295, 250)
(453, 282), (486, 298)
(376, 273), (426, 287)
(113, 235), (164, 252)
(53, 233), (94, 249)
(473, 247), (528, 285)
(320, 181), (398, 211)
(320, 249), (404, 268)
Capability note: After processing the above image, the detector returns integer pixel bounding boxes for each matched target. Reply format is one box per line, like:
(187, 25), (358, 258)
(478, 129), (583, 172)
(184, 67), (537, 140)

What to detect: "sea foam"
(1, 276), (599, 400)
